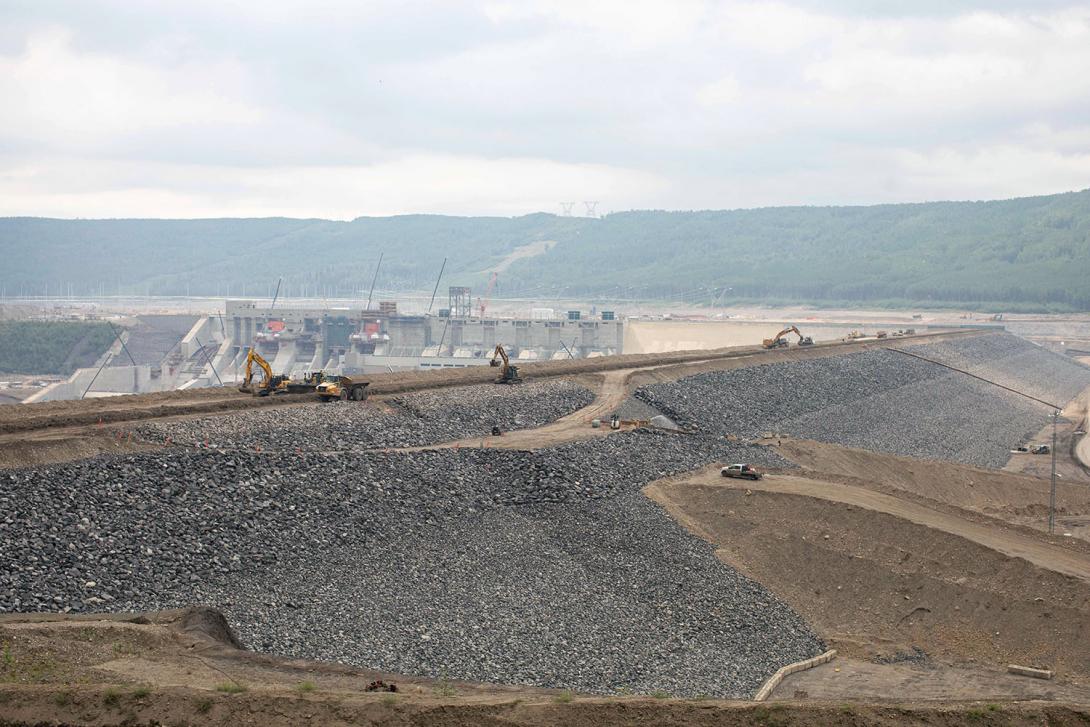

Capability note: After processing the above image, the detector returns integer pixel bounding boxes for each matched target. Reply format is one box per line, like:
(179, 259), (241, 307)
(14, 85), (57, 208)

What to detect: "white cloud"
(0, 1), (1089, 217)
(695, 75), (741, 107)
(0, 153), (667, 218)
(0, 28), (262, 150)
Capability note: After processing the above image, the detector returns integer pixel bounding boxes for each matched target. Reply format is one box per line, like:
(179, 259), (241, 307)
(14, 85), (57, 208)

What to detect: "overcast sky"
(2, 1), (1089, 219)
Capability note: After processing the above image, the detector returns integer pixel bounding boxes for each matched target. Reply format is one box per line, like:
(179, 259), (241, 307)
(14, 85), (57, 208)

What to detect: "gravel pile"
(636, 333), (1090, 468)
(134, 380), (595, 450)
(0, 431), (817, 698)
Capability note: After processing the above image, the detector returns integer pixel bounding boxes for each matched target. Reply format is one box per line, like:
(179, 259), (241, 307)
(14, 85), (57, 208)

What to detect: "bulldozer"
(489, 344), (522, 384)
(762, 326), (814, 349)
(316, 376), (371, 402)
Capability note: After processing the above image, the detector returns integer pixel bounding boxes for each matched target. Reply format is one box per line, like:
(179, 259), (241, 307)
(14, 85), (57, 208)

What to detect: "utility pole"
(1050, 409), (1058, 534)
(887, 346), (1063, 534)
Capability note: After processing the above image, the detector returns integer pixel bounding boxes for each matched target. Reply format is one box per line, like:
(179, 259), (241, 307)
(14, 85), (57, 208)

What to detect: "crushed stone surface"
(134, 380), (595, 450)
(635, 333), (1090, 468)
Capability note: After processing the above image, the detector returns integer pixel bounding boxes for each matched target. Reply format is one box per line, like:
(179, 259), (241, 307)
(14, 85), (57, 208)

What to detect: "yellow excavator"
(237, 349), (290, 396)
(762, 326), (814, 349)
(238, 349), (328, 397)
(489, 344), (522, 384)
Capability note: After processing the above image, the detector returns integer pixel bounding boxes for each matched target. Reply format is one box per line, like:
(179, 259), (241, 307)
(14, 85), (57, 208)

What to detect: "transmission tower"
(560, 202), (575, 216)
(582, 200), (599, 218)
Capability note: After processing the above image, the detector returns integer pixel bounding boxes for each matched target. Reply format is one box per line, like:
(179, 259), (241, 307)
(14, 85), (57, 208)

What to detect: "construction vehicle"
(876, 330), (889, 339)
(316, 376), (371, 402)
(721, 463), (762, 480)
(762, 326), (814, 349)
(846, 330), (865, 340)
(238, 349), (289, 396)
(489, 345), (522, 384)
(238, 350), (333, 397)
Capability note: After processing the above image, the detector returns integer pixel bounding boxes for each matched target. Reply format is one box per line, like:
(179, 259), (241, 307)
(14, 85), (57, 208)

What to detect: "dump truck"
(316, 376), (371, 402)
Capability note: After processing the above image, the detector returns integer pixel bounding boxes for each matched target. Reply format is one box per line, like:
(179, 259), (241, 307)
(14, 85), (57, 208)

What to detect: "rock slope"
(635, 333), (1090, 468)
(0, 431), (820, 698)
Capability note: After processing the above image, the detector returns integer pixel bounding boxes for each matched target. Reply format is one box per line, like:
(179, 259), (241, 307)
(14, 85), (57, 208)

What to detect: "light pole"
(1050, 409), (1058, 534)
(887, 346), (1064, 536)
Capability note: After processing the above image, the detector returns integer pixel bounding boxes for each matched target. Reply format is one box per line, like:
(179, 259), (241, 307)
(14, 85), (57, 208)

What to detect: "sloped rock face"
(637, 333), (1090, 468)
(1, 429), (820, 698)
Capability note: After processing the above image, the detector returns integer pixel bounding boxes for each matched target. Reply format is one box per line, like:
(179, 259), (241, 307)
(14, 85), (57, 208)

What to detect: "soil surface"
(1, 609), (1088, 727)
(647, 463), (1090, 691)
(6, 328), (1087, 725)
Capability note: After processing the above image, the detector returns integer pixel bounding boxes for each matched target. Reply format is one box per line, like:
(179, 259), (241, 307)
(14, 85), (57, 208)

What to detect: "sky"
(1, 0), (1089, 219)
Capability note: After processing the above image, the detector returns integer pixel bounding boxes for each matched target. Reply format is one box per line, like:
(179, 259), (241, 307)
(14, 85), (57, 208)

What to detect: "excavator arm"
(763, 326), (813, 349)
(489, 344), (510, 369)
(489, 344), (522, 384)
(238, 348), (275, 394)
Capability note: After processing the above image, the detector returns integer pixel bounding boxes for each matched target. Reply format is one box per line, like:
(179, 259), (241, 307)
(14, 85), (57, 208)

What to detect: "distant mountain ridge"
(2, 188), (1089, 311)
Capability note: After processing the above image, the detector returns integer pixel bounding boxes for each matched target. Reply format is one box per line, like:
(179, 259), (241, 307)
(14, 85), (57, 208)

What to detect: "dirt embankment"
(1, 608), (1088, 727)
(773, 437), (1090, 529)
(648, 467), (1090, 688)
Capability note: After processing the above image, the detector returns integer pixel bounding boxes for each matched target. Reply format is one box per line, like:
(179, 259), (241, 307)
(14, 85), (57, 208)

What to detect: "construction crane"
(762, 326), (814, 349)
(478, 272), (499, 318)
(489, 344), (522, 384)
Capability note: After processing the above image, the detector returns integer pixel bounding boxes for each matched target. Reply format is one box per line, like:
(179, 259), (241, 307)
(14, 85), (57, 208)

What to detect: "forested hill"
(2, 188), (1089, 311)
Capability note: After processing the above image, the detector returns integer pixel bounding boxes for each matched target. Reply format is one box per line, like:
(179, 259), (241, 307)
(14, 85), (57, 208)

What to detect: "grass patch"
(650, 690), (670, 700)
(434, 678), (457, 697)
(103, 688), (121, 707)
(196, 698), (213, 714)
(53, 691), (71, 707)
(296, 680), (316, 692)
(554, 690), (574, 704)
(381, 693), (398, 706)
(132, 685), (151, 698)
(111, 642), (140, 657)
(215, 682), (247, 694)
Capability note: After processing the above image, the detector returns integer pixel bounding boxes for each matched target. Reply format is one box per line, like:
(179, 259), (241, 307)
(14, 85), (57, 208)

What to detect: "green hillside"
(0, 321), (115, 375)
(2, 188), (1089, 310)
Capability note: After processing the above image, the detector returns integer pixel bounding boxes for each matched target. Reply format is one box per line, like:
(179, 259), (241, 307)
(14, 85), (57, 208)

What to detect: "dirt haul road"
(664, 468), (1090, 582)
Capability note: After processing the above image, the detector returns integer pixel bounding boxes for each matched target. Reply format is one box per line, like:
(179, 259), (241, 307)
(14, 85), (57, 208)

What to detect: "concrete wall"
(26, 364), (166, 402)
